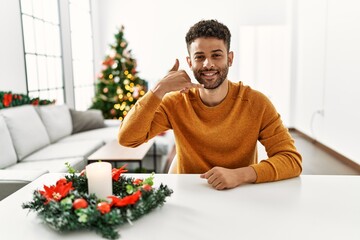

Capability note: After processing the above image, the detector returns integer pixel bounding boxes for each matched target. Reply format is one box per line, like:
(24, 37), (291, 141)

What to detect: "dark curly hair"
(185, 19), (231, 52)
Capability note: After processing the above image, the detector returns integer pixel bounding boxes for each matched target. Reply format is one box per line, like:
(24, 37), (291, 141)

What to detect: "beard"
(192, 64), (229, 90)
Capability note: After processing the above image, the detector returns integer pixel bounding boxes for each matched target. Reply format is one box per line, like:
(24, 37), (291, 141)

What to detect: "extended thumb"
(169, 59), (180, 72)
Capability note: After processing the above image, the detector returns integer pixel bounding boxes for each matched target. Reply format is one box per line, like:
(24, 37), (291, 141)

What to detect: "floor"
(257, 131), (360, 175)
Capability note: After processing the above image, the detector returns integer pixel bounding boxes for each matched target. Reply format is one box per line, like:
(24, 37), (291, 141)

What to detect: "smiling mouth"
(201, 71), (218, 79)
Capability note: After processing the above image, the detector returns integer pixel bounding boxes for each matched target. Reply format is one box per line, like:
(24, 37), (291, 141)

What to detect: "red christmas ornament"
(73, 198), (88, 210)
(102, 57), (115, 67)
(142, 184), (152, 191)
(97, 202), (111, 214)
(31, 99), (39, 106)
(2, 93), (13, 107)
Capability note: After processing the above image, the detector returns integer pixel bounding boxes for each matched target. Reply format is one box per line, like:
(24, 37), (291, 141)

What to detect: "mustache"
(198, 67), (219, 73)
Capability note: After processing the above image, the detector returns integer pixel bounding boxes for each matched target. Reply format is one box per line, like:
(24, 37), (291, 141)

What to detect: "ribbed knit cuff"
(250, 161), (277, 183)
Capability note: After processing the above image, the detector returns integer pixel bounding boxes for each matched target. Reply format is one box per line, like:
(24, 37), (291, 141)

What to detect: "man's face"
(187, 37), (233, 89)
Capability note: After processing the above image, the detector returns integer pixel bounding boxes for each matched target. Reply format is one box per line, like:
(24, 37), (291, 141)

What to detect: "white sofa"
(0, 104), (175, 200)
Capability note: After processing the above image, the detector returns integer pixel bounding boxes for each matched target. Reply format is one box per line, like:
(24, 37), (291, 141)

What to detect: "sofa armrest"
(104, 119), (121, 128)
(0, 169), (48, 200)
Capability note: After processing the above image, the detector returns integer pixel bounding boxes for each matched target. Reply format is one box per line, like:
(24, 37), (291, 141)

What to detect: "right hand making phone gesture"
(152, 59), (203, 99)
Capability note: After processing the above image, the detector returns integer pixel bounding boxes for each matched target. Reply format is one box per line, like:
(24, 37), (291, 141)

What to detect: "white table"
(87, 139), (155, 171)
(0, 174), (359, 240)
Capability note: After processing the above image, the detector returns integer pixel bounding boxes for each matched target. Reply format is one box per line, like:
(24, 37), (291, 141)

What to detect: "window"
(20, 0), (64, 104)
(20, 0), (95, 110)
(69, 0), (95, 110)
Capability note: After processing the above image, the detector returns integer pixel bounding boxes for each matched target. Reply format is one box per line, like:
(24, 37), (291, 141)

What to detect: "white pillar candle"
(86, 162), (112, 200)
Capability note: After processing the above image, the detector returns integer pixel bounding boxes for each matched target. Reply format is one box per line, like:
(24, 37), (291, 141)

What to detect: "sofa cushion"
(1, 105), (50, 160)
(38, 105), (72, 143)
(58, 126), (118, 144)
(6, 157), (85, 173)
(70, 109), (105, 134)
(22, 140), (104, 161)
(0, 115), (18, 168)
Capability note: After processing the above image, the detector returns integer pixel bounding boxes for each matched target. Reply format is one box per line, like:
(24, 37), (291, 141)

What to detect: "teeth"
(203, 73), (216, 76)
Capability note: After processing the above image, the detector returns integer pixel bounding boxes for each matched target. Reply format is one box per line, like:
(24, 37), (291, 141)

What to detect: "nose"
(203, 58), (214, 68)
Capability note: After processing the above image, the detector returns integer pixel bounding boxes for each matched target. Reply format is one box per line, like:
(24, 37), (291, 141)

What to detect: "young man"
(118, 19), (302, 190)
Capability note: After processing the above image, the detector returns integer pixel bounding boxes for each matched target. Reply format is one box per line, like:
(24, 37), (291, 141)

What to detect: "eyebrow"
(194, 49), (224, 55)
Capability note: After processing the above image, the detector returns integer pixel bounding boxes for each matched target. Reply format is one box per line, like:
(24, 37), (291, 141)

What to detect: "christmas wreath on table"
(22, 164), (173, 239)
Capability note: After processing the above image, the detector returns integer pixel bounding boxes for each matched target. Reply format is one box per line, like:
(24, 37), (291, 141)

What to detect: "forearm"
(151, 82), (168, 99)
(256, 103), (302, 183)
(236, 166), (257, 184)
(251, 151), (302, 183)
(254, 128), (302, 183)
(118, 91), (163, 147)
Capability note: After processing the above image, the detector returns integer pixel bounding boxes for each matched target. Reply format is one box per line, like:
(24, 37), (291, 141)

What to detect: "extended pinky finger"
(191, 83), (204, 89)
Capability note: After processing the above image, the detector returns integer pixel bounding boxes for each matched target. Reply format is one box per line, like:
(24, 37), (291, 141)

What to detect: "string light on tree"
(90, 25), (148, 119)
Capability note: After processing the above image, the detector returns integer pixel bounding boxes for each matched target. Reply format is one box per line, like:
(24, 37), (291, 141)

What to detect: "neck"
(199, 79), (229, 107)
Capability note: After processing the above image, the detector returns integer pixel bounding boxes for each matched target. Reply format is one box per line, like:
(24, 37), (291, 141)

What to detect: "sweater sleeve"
(118, 91), (172, 147)
(250, 95), (302, 183)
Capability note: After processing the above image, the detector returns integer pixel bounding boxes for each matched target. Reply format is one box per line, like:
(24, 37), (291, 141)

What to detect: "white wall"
(0, 0), (289, 115)
(238, 25), (291, 125)
(91, 0), (290, 125)
(91, 0), (288, 86)
(294, 0), (360, 164)
(0, 0), (27, 93)
(294, 0), (327, 138)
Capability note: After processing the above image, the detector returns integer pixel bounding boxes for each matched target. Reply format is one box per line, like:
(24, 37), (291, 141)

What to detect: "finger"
(215, 183), (225, 190)
(207, 174), (217, 185)
(212, 178), (222, 188)
(169, 59), (180, 72)
(177, 70), (192, 81)
(180, 88), (190, 94)
(190, 83), (204, 89)
(180, 83), (203, 93)
(202, 169), (214, 179)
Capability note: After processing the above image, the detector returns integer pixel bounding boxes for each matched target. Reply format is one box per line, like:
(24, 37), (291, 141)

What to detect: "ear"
(228, 51), (234, 67)
(186, 56), (192, 68)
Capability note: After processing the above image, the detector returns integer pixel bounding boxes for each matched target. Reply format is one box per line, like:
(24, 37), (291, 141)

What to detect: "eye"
(212, 53), (222, 58)
(194, 55), (205, 61)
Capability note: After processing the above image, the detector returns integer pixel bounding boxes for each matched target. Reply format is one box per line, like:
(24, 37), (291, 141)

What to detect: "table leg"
(153, 142), (157, 173)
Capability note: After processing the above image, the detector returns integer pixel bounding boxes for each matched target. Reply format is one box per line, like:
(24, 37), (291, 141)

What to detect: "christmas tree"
(90, 26), (147, 120)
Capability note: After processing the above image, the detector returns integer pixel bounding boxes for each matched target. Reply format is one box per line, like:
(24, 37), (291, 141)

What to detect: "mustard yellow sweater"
(118, 81), (302, 183)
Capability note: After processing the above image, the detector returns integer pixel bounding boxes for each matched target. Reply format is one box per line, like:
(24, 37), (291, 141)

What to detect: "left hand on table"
(200, 166), (257, 190)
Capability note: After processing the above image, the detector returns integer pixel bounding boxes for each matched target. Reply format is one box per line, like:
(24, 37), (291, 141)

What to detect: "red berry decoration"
(73, 198), (88, 210)
(97, 202), (111, 214)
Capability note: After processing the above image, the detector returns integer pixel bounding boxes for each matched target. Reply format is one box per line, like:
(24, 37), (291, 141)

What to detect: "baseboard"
(289, 128), (360, 174)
